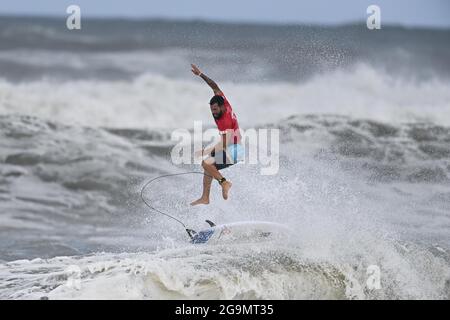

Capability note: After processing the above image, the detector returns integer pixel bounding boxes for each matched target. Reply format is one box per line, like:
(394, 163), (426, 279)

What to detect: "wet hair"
(209, 95), (224, 106)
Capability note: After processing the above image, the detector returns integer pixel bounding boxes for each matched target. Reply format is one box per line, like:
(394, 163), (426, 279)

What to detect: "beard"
(213, 111), (223, 119)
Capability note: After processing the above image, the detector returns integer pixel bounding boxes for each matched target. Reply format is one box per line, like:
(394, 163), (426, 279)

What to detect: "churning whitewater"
(0, 18), (449, 299)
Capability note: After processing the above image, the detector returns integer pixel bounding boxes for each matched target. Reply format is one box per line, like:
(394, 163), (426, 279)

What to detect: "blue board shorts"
(211, 144), (244, 170)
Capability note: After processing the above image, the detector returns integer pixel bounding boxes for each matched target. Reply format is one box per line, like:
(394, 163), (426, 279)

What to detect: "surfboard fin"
(205, 220), (216, 227)
(186, 228), (197, 240)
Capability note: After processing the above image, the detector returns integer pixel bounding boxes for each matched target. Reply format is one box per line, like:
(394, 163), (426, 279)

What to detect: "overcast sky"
(1, 0), (449, 28)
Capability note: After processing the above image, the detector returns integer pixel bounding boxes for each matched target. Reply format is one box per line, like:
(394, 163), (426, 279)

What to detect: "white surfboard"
(190, 220), (292, 244)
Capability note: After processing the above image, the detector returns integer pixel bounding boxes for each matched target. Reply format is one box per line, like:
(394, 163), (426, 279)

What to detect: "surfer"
(190, 64), (243, 206)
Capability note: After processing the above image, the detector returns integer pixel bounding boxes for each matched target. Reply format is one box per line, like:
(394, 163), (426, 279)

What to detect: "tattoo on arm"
(200, 73), (221, 94)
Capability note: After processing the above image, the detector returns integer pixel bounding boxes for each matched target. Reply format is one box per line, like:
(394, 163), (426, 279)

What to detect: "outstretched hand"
(191, 64), (221, 94)
(191, 64), (202, 76)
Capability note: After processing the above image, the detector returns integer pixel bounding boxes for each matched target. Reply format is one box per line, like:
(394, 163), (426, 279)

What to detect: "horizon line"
(1, 13), (449, 31)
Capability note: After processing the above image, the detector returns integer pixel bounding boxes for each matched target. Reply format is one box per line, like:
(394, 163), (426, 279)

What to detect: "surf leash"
(140, 171), (213, 240)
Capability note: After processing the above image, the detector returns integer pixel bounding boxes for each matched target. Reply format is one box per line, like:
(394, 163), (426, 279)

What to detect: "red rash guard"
(214, 93), (241, 144)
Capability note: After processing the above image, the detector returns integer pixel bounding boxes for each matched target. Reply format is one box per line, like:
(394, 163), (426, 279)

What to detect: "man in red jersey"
(190, 64), (243, 206)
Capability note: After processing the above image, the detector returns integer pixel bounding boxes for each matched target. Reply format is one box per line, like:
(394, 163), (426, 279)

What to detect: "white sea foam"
(1, 18), (449, 300)
(0, 114), (449, 299)
(0, 63), (449, 129)
(0, 232), (448, 300)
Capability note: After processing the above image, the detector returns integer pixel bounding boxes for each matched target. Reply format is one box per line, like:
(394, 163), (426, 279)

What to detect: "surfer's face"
(210, 103), (224, 119)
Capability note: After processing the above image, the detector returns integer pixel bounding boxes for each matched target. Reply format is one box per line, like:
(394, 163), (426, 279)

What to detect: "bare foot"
(221, 181), (232, 200)
(190, 197), (210, 206)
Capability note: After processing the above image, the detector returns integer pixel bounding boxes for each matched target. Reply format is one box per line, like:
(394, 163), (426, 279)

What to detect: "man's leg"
(190, 156), (232, 205)
(201, 157), (232, 200)
(190, 170), (213, 206)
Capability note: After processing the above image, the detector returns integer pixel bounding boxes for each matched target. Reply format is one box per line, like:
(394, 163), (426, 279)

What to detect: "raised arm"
(191, 64), (222, 95)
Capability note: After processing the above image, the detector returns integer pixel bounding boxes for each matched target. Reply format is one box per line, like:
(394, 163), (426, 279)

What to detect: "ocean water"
(0, 16), (449, 299)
